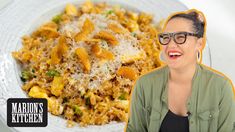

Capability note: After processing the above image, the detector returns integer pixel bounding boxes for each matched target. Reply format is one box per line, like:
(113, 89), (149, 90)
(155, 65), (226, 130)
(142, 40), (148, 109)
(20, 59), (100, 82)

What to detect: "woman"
(126, 9), (235, 132)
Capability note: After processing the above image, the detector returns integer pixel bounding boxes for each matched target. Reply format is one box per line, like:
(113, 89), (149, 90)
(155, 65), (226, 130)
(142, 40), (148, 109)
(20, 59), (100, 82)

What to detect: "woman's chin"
(167, 63), (182, 70)
(166, 59), (197, 70)
(166, 59), (184, 70)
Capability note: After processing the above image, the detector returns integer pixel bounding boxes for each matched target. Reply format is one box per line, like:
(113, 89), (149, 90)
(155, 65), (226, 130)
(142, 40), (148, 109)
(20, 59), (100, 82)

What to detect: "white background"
(1, 0), (235, 131)
(179, 0), (235, 84)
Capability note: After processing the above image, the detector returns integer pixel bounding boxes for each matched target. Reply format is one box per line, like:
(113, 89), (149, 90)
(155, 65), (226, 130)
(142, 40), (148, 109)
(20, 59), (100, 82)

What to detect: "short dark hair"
(169, 11), (205, 38)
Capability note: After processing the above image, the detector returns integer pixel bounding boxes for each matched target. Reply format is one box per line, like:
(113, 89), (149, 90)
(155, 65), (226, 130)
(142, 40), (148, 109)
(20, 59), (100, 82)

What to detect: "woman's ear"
(196, 37), (203, 51)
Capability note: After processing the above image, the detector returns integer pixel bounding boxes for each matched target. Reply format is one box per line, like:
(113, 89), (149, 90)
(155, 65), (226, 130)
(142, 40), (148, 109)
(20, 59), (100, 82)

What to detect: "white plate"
(0, 0), (211, 131)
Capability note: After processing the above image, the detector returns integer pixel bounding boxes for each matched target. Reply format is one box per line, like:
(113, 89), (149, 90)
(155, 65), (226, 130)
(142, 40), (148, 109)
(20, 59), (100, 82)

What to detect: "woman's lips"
(167, 50), (183, 60)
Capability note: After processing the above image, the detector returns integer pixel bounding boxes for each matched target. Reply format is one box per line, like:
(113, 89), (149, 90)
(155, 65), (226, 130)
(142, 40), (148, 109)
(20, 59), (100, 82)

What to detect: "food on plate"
(12, 0), (163, 127)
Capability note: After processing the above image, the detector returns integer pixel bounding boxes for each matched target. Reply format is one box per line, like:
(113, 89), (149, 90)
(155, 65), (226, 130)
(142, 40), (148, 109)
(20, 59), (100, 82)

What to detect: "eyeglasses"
(158, 32), (201, 45)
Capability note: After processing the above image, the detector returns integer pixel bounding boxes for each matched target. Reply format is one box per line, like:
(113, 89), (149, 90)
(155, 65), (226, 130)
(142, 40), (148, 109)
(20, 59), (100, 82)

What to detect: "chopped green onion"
(62, 97), (68, 103)
(104, 10), (114, 17)
(20, 77), (26, 82)
(20, 70), (34, 82)
(52, 14), (62, 24)
(118, 93), (126, 100)
(85, 97), (91, 106)
(131, 32), (137, 37)
(46, 69), (60, 77)
(73, 105), (83, 116)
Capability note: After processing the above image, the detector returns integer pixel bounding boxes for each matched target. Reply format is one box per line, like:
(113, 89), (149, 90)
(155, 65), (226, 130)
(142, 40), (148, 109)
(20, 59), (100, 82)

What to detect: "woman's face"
(161, 18), (202, 70)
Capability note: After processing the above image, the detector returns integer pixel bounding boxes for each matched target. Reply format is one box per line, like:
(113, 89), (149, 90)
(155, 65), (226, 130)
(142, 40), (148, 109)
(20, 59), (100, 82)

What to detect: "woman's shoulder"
(199, 63), (230, 83)
(132, 66), (168, 105)
(199, 64), (233, 91)
(199, 64), (235, 107)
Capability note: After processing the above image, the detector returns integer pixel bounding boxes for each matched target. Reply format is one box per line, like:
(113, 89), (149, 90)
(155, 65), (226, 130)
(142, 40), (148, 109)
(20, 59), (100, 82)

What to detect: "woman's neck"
(169, 63), (197, 84)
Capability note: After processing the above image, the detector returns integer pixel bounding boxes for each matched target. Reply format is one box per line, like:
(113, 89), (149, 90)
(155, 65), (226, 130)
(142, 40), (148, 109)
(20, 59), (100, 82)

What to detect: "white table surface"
(1, 0), (235, 131)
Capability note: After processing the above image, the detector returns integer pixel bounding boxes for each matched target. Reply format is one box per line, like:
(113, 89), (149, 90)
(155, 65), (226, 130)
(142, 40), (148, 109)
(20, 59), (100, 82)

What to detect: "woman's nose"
(167, 39), (178, 48)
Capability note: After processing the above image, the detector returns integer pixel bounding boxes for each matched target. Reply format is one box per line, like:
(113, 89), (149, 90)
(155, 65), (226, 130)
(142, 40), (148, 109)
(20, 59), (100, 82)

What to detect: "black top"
(159, 110), (189, 132)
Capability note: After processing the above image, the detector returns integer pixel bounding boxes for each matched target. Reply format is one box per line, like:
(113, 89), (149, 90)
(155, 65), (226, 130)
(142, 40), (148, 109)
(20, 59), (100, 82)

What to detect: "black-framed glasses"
(158, 32), (201, 45)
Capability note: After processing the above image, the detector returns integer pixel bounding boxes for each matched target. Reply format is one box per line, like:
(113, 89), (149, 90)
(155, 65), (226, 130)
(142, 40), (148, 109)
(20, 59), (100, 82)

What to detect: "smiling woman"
(160, 11), (205, 69)
(126, 9), (235, 132)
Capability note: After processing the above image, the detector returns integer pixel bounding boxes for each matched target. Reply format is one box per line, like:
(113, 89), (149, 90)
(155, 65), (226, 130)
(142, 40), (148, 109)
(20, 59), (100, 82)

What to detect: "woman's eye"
(176, 35), (185, 40)
(162, 36), (170, 40)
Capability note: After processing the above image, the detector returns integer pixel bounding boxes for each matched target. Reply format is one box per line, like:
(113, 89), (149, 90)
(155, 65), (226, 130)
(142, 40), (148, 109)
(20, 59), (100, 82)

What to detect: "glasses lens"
(159, 34), (170, 45)
(174, 32), (186, 44)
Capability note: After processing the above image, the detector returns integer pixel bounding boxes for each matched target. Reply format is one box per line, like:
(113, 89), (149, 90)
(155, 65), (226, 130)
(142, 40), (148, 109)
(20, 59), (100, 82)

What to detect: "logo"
(7, 98), (47, 127)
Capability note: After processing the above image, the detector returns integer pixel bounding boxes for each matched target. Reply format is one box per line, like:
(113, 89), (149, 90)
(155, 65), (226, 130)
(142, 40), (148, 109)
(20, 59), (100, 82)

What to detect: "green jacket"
(126, 63), (235, 132)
